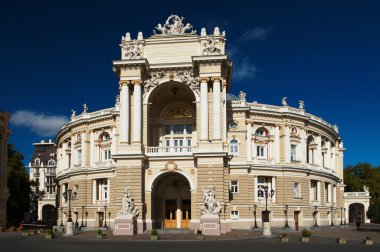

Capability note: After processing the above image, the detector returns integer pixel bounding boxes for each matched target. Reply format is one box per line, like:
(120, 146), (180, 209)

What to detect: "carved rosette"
(200, 186), (221, 216)
(120, 40), (143, 59)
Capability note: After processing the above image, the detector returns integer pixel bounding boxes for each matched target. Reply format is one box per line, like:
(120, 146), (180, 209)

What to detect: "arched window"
(307, 136), (316, 164)
(48, 160), (55, 166)
(255, 128), (269, 137)
(98, 132), (111, 162)
(229, 139), (239, 155)
(35, 158), (40, 166)
(255, 127), (270, 159)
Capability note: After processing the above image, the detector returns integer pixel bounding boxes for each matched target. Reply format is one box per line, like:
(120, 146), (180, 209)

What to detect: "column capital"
(119, 80), (130, 90)
(131, 80), (142, 85)
(211, 77), (223, 82)
(198, 77), (210, 83)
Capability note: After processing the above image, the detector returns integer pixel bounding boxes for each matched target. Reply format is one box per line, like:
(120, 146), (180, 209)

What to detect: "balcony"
(252, 158), (275, 165)
(34, 172), (40, 177)
(46, 170), (56, 176)
(146, 146), (195, 156)
(94, 160), (116, 169)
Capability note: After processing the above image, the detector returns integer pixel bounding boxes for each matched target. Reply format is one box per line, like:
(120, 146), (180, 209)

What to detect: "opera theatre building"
(56, 15), (354, 235)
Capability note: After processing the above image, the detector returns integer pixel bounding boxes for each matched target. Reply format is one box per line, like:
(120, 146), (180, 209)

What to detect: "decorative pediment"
(165, 106), (192, 118)
(161, 160), (181, 172)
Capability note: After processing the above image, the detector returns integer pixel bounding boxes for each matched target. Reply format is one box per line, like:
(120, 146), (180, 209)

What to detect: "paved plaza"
(1, 224), (379, 251)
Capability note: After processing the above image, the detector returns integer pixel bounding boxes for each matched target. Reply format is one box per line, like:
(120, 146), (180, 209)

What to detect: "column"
(254, 176), (258, 203)
(316, 135), (322, 166)
(81, 131), (86, 167)
(200, 78), (209, 141)
(271, 177), (276, 202)
(90, 131), (95, 166)
(119, 81), (130, 143)
(284, 126), (290, 163)
(246, 122), (252, 162)
(274, 125), (280, 163)
(107, 179), (110, 204)
(212, 77), (222, 141)
(92, 180), (96, 204)
(317, 181), (321, 203)
(111, 127), (116, 154)
(132, 81), (142, 143)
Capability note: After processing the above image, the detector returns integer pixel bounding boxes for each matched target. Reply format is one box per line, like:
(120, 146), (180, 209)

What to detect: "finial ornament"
(70, 109), (76, 119)
(154, 15), (196, 34)
(282, 97), (288, 106)
(83, 103), (88, 113)
(299, 100), (305, 110)
(239, 91), (247, 101)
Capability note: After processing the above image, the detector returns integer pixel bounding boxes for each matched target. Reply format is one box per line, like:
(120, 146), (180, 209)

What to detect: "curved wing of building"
(55, 15), (353, 234)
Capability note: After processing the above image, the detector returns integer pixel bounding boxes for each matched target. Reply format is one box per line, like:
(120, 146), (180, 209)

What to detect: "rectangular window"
(257, 146), (265, 157)
(96, 179), (108, 201)
(325, 183), (329, 203)
(230, 210), (239, 220)
(104, 150), (111, 160)
(291, 144), (297, 161)
(165, 125), (171, 134)
(173, 125), (184, 134)
(230, 180), (239, 193)
(310, 181), (318, 201)
(185, 124), (192, 134)
(257, 176), (272, 198)
(77, 149), (82, 165)
(294, 182), (301, 198)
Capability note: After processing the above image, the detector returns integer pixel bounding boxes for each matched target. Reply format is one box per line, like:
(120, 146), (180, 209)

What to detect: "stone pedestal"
(200, 214), (220, 236)
(220, 219), (231, 234)
(65, 221), (74, 236)
(113, 214), (137, 236)
(263, 222), (271, 237)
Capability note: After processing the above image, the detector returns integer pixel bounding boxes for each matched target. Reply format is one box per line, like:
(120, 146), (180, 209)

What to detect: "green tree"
(367, 200), (380, 223)
(7, 144), (31, 226)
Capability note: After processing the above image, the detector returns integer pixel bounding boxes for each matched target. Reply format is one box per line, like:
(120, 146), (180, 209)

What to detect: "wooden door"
(98, 212), (104, 227)
(181, 209), (191, 228)
(294, 211), (299, 231)
(164, 200), (177, 228)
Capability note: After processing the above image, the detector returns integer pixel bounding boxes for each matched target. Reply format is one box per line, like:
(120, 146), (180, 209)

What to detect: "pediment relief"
(165, 106), (192, 118)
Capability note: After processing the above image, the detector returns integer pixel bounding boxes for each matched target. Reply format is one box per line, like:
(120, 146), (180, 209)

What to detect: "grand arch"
(151, 172), (191, 229)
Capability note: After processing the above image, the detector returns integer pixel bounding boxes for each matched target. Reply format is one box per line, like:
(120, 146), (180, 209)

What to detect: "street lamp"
(81, 206), (84, 228)
(313, 205), (319, 228)
(340, 207), (343, 226)
(262, 185), (275, 237)
(103, 205), (108, 229)
(344, 208), (347, 225)
(60, 207), (64, 227)
(284, 204), (290, 229)
(62, 188), (77, 235)
(330, 206), (334, 226)
(253, 204), (258, 229)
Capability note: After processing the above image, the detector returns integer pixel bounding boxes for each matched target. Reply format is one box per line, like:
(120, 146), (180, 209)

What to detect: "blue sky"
(1, 0), (379, 167)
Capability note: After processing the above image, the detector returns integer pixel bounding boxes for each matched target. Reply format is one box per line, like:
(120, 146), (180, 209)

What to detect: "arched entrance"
(152, 172), (191, 229)
(42, 204), (57, 227)
(349, 203), (365, 223)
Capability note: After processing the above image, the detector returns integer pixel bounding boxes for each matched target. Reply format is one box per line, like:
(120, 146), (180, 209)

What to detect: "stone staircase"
(155, 229), (193, 235)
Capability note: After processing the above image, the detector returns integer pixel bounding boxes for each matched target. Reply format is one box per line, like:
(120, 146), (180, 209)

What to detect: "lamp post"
(284, 204), (290, 229)
(344, 208), (347, 225)
(63, 188), (77, 235)
(262, 185), (275, 237)
(340, 207), (343, 226)
(81, 206), (84, 228)
(60, 207), (64, 227)
(253, 204), (258, 229)
(313, 205), (319, 229)
(103, 205), (108, 229)
(85, 211), (88, 227)
(330, 206), (334, 226)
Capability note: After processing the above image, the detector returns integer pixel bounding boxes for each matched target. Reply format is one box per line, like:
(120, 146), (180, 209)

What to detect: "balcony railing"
(146, 146), (194, 156)
(252, 158), (275, 165)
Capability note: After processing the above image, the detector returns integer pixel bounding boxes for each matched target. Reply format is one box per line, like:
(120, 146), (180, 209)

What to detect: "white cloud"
(237, 26), (273, 42)
(233, 57), (258, 81)
(10, 110), (68, 137)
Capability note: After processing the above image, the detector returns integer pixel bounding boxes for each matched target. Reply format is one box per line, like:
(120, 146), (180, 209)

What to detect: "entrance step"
(157, 229), (193, 235)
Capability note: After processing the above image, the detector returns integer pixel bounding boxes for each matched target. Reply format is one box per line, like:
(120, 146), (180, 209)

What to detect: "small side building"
(29, 139), (57, 226)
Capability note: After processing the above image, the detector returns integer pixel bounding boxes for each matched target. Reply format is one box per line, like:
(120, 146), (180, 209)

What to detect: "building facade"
(29, 139), (57, 226)
(56, 15), (348, 232)
(0, 112), (11, 227)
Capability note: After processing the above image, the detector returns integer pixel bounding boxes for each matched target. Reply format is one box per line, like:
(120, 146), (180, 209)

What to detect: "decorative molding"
(202, 36), (222, 56)
(120, 40), (143, 60)
(165, 106), (192, 118)
(154, 15), (196, 35)
(161, 160), (181, 172)
(117, 188), (139, 217)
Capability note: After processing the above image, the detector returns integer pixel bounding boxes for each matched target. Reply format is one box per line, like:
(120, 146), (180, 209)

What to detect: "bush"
(151, 229), (158, 236)
(46, 229), (53, 235)
(302, 229), (312, 237)
(280, 233), (288, 238)
(197, 230), (202, 235)
(365, 236), (372, 240)
(97, 229), (103, 235)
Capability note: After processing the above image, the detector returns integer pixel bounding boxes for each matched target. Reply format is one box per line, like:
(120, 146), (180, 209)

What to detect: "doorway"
(152, 172), (191, 229)
(294, 211), (300, 231)
(98, 212), (104, 227)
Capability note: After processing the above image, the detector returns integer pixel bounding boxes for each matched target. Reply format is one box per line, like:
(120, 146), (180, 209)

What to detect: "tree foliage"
(344, 163), (380, 223)
(7, 144), (31, 226)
